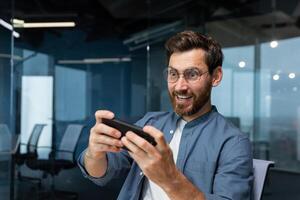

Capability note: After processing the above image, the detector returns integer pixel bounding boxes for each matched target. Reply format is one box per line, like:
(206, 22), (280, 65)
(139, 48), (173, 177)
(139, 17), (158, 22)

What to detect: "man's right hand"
(84, 110), (124, 177)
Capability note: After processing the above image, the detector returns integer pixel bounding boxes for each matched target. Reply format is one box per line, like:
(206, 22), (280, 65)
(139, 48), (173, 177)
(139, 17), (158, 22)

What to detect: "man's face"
(167, 49), (213, 120)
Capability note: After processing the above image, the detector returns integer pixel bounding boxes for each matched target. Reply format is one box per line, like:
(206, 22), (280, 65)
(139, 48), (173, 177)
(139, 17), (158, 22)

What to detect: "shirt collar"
(172, 105), (218, 128)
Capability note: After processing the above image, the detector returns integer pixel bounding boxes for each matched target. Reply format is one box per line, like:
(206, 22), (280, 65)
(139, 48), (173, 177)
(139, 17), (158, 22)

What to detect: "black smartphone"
(102, 118), (157, 146)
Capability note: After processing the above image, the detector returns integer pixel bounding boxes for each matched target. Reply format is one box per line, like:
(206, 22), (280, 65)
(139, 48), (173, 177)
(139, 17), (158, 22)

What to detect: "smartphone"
(102, 118), (157, 146)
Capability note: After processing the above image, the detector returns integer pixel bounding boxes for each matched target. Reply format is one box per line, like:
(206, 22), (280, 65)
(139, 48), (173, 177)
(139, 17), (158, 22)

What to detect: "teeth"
(177, 95), (191, 99)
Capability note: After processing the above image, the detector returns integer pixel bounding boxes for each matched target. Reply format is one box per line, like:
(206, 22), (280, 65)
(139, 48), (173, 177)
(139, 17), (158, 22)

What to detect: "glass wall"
(0, 2), (14, 199)
(1, 0), (300, 199)
(213, 45), (255, 136)
(211, 37), (300, 172)
(260, 38), (300, 171)
(11, 26), (300, 170)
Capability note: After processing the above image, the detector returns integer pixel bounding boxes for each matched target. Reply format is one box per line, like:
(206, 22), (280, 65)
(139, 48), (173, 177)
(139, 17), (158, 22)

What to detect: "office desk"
(0, 134), (20, 200)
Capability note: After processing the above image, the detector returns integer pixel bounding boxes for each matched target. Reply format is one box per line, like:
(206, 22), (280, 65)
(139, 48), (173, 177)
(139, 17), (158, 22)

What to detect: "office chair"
(15, 124), (47, 165)
(25, 124), (84, 199)
(16, 124), (47, 187)
(252, 159), (275, 200)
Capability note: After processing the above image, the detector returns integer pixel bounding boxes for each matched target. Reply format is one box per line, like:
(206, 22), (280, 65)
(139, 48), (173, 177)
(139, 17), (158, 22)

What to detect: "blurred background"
(1, 0), (300, 199)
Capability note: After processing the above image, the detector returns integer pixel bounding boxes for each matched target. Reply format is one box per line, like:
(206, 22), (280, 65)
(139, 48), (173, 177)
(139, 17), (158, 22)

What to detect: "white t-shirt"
(141, 119), (187, 200)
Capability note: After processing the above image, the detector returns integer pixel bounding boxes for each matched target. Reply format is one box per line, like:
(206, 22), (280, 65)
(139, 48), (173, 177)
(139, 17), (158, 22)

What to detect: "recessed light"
(270, 40), (278, 48)
(288, 73), (295, 79)
(273, 74), (280, 80)
(238, 61), (246, 68)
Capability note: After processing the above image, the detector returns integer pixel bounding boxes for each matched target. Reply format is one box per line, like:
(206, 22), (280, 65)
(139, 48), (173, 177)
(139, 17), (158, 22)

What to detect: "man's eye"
(169, 71), (177, 77)
(187, 70), (199, 79)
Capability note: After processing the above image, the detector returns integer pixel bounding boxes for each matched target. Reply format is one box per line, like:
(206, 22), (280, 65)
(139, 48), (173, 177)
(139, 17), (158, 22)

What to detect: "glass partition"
(0, 1), (14, 199)
(12, 29), (300, 175)
(1, 0), (300, 199)
(260, 38), (300, 171)
(213, 45), (255, 136)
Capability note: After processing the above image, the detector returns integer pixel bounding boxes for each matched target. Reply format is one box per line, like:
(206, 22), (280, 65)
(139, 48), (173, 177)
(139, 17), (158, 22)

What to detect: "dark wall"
(90, 63), (132, 119)
(16, 30), (129, 61)
(0, 27), (12, 127)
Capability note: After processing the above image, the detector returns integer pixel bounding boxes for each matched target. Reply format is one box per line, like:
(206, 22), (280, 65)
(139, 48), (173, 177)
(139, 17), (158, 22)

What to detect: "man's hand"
(121, 125), (178, 189)
(87, 110), (124, 159)
(84, 110), (124, 177)
(121, 126), (206, 200)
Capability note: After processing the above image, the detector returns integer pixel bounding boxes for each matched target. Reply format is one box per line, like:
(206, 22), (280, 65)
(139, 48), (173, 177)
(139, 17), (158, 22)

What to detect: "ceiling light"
(288, 73), (295, 79)
(273, 74), (280, 80)
(238, 61), (246, 68)
(83, 58), (130, 63)
(0, 53), (23, 60)
(12, 18), (24, 25)
(13, 21), (75, 28)
(270, 40), (278, 48)
(0, 19), (20, 38)
(57, 57), (131, 64)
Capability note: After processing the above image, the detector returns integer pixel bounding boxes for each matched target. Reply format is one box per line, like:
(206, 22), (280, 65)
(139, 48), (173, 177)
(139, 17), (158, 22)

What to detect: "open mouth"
(176, 94), (192, 100)
(175, 94), (193, 104)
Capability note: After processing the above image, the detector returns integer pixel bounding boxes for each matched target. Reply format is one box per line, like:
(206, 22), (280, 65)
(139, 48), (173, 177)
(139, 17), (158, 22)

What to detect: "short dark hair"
(165, 30), (223, 74)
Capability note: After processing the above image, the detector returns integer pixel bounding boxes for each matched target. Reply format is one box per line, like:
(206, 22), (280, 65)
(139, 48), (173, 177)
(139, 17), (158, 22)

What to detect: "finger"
(95, 110), (114, 123)
(126, 150), (143, 164)
(143, 126), (167, 147)
(125, 131), (159, 156)
(93, 123), (121, 139)
(93, 143), (122, 153)
(95, 134), (123, 147)
(121, 136), (147, 158)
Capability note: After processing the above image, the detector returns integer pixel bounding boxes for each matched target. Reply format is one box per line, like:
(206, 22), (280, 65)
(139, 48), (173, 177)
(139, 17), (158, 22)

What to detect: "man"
(78, 30), (253, 200)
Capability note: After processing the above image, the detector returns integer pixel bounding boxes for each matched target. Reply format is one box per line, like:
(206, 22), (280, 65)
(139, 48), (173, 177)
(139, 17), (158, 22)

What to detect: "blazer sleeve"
(205, 135), (253, 200)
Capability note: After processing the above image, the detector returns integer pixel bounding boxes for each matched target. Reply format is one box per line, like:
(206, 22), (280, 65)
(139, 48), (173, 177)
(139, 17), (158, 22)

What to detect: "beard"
(169, 84), (212, 117)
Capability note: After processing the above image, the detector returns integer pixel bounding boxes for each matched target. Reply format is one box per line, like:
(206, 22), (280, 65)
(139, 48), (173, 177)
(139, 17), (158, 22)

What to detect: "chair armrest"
(19, 143), (47, 148)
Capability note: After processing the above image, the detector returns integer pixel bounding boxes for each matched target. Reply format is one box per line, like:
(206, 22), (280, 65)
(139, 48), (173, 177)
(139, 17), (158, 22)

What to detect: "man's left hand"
(121, 125), (179, 189)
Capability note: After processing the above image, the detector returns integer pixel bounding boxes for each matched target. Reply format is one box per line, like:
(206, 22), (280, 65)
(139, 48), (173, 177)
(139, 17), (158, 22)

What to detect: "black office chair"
(25, 124), (84, 199)
(16, 124), (47, 186)
(16, 124), (47, 162)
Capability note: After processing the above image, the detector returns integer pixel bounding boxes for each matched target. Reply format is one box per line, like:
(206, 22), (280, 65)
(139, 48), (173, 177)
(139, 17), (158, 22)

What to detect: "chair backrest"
(27, 124), (46, 154)
(56, 124), (84, 162)
(252, 159), (274, 200)
(0, 124), (12, 152)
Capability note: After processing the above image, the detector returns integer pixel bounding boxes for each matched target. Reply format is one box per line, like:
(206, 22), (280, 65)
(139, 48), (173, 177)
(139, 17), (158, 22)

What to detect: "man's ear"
(212, 66), (223, 87)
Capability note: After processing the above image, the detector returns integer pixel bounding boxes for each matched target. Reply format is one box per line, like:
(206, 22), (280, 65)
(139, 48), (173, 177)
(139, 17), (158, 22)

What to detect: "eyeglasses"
(163, 67), (209, 83)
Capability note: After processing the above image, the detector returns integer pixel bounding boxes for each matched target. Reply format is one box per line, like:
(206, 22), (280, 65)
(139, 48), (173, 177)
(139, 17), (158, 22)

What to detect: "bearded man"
(78, 30), (253, 200)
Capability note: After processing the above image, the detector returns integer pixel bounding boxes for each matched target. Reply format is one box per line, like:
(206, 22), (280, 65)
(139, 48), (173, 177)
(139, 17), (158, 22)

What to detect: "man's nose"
(175, 76), (189, 90)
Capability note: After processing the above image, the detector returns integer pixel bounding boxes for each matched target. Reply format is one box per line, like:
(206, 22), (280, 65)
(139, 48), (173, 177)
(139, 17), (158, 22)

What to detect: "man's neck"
(182, 101), (212, 122)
